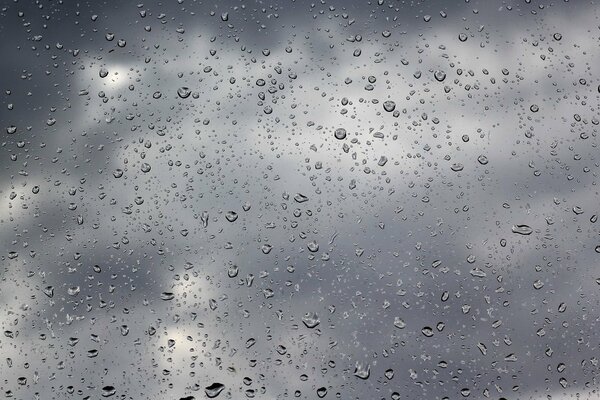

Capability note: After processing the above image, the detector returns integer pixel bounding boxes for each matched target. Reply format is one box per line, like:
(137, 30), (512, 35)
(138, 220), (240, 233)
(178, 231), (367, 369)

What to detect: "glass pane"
(1, 1), (598, 399)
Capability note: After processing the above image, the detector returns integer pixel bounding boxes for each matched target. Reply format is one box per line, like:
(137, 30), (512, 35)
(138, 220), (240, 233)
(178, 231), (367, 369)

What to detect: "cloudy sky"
(1, 0), (599, 399)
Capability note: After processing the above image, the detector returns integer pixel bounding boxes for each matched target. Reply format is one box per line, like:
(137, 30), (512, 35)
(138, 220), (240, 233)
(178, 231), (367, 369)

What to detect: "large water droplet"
(177, 87), (191, 99)
(512, 224), (533, 235)
(334, 128), (347, 140)
(205, 383), (225, 398)
(302, 312), (320, 328)
(101, 386), (116, 397)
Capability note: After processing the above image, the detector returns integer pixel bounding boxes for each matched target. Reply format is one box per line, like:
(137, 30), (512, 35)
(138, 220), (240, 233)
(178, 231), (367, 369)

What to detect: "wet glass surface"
(1, 1), (599, 399)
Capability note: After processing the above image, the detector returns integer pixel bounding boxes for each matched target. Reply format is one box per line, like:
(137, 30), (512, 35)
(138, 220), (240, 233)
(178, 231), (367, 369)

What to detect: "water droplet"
(421, 326), (434, 337)
(383, 100), (396, 112)
(160, 292), (175, 300)
(294, 193), (309, 203)
(353, 362), (371, 379)
(43, 286), (54, 298)
(393, 317), (406, 329)
(204, 382), (225, 399)
(140, 163), (151, 173)
(334, 128), (347, 140)
(67, 286), (80, 296)
(101, 386), (116, 397)
(317, 387), (327, 398)
(225, 211), (238, 222)
(434, 70), (446, 82)
(470, 268), (486, 278)
(227, 265), (239, 278)
(512, 224), (533, 235)
(302, 312), (320, 328)
(177, 87), (191, 99)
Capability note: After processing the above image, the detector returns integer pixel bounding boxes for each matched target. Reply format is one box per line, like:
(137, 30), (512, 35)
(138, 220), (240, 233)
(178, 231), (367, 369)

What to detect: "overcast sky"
(1, 0), (600, 399)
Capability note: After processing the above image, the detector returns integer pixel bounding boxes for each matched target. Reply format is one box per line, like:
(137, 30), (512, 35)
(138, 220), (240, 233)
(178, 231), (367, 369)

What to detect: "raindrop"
(101, 386), (116, 397)
(302, 312), (320, 328)
(434, 70), (446, 82)
(205, 383), (225, 398)
(393, 317), (406, 329)
(512, 224), (533, 235)
(177, 87), (191, 99)
(160, 292), (175, 300)
(225, 211), (238, 222)
(383, 100), (396, 112)
(421, 326), (434, 337)
(353, 362), (371, 379)
(294, 193), (309, 203)
(334, 128), (347, 140)
(317, 387), (327, 398)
